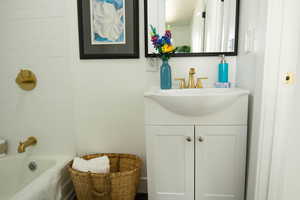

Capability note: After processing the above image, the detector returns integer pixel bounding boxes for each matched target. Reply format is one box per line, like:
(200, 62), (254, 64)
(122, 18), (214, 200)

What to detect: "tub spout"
(18, 137), (37, 153)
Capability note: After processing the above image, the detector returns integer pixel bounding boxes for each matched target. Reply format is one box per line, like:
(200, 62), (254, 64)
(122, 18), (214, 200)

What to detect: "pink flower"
(165, 30), (172, 39)
(151, 35), (158, 42)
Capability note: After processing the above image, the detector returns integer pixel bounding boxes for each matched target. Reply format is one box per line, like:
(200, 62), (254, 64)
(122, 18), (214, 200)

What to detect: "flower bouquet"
(150, 25), (177, 89)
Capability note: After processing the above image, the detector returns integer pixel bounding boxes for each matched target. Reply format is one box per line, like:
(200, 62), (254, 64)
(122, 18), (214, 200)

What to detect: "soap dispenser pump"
(218, 55), (229, 83)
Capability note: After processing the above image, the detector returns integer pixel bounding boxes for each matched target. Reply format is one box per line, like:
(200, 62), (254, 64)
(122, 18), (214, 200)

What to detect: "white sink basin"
(144, 88), (249, 116)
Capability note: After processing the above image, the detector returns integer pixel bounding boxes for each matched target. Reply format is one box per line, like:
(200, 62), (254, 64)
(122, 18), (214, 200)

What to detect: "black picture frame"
(78, 0), (140, 59)
(144, 0), (240, 57)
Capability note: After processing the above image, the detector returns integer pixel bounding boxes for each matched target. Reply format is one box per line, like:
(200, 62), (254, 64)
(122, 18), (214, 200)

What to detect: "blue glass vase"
(160, 59), (172, 89)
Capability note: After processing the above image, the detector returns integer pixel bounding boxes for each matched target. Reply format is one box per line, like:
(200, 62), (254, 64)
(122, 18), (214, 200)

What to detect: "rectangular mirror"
(145, 0), (240, 57)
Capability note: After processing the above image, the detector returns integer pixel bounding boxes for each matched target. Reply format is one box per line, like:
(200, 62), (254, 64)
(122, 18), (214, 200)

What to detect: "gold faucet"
(18, 137), (37, 153)
(175, 68), (208, 89)
(175, 78), (186, 89)
(196, 77), (208, 88)
(188, 68), (196, 88)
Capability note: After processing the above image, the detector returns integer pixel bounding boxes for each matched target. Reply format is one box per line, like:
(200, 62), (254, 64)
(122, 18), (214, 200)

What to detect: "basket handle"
(88, 172), (110, 199)
(92, 191), (109, 197)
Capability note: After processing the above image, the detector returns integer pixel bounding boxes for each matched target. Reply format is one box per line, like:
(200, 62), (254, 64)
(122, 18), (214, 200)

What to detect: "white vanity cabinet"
(195, 126), (247, 200)
(145, 89), (249, 200)
(146, 126), (195, 200)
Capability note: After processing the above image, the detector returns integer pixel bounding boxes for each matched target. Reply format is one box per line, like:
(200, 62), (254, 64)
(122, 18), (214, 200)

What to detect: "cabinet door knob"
(186, 137), (192, 142)
(198, 136), (204, 142)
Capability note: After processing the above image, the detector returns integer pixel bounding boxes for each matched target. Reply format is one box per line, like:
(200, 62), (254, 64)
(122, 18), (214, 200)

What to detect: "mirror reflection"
(146, 0), (238, 55)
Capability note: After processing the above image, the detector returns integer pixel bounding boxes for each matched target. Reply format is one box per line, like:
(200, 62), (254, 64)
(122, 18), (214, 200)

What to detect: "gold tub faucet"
(18, 137), (37, 153)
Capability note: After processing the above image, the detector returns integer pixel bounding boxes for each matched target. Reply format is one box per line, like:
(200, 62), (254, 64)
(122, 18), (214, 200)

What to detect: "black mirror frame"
(144, 0), (240, 57)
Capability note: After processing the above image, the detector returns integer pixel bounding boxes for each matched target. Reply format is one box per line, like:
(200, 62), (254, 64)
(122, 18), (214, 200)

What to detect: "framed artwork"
(77, 0), (139, 59)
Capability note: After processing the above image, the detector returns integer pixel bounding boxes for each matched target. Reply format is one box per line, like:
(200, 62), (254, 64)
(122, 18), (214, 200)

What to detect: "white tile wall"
(0, 0), (74, 156)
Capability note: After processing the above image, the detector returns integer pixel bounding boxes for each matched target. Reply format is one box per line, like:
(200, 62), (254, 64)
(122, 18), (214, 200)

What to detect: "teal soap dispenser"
(218, 55), (229, 83)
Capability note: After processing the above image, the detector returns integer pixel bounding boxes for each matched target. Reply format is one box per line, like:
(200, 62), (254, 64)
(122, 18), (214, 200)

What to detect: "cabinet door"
(195, 126), (247, 200)
(146, 126), (194, 200)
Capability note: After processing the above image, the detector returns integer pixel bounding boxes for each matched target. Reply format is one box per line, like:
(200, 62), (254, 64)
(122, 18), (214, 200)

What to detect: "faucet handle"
(196, 77), (208, 88)
(175, 78), (186, 89)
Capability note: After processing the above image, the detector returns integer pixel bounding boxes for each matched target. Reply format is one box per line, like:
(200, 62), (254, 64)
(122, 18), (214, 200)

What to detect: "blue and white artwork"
(90, 0), (126, 45)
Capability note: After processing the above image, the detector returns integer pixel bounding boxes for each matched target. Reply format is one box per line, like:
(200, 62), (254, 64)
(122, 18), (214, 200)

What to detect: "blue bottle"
(160, 59), (172, 89)
(218, 55), (229, 83)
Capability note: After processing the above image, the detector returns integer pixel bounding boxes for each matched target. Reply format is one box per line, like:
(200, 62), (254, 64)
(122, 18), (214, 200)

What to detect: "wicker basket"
(68, 153), (142, 200)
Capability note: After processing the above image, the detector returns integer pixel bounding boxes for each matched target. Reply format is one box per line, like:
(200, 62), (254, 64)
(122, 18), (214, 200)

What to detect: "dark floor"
(135, 193), (148, 200)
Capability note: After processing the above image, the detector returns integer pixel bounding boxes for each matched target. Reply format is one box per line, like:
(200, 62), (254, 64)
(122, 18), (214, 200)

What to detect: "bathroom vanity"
(144, 88), (249, 200)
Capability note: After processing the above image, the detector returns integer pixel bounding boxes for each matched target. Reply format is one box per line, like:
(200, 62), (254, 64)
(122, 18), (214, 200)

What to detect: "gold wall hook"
(16, 69), (37, 91)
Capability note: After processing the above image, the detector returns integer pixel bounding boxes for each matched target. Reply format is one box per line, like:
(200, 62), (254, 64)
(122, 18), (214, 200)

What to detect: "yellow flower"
(162, 44), (175, 53)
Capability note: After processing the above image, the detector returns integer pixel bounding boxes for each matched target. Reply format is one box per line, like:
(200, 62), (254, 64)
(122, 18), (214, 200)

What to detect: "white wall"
(191, 0), (237, 52)
(236, 0), (269, 199)
(0, 0), (237, 193)
(191, 0), (206, 52)
(222, 0), (237, 52)
(169, 24), (192, 47)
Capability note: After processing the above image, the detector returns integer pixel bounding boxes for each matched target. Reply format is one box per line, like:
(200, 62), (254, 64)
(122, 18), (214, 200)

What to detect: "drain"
(28, 161), (37, 171)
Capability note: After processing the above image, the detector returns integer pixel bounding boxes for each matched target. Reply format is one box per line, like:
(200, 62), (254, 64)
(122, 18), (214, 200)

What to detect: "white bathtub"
(0, 154), (74, 200)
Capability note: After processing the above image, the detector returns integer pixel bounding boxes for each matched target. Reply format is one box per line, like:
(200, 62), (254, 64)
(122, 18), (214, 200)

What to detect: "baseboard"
(137, 177), (148, 193)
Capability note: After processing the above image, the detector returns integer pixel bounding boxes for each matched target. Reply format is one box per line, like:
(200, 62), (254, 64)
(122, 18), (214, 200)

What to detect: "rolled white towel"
(72, 156), (110, 173)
